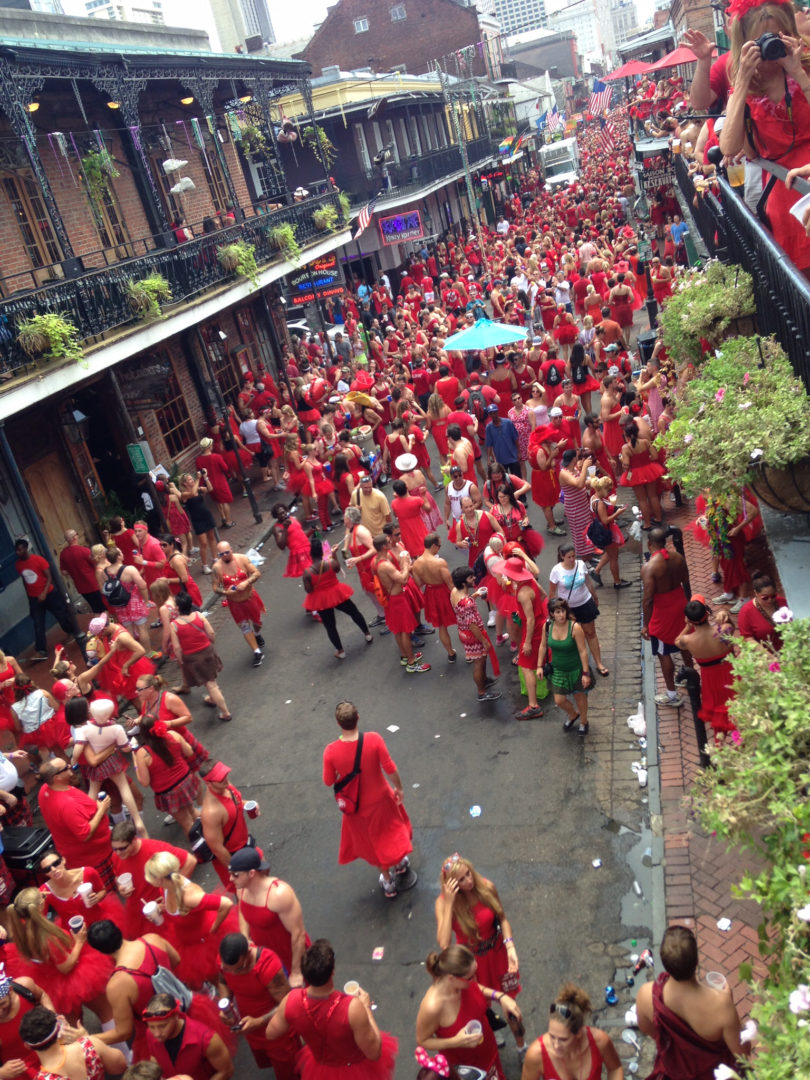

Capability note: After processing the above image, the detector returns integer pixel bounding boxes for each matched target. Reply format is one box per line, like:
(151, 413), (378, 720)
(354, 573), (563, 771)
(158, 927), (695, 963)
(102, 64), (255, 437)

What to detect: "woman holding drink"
(38, 850), (122, 931)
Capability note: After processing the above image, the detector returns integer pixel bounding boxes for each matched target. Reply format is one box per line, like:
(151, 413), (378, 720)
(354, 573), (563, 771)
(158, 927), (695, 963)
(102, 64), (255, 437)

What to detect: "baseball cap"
(485, 403), (500, 413)
(604, 343), (620, 352)
(549, 407), (563, 418)
(204, 761), (232, 784)
(228, 847), (270, 873)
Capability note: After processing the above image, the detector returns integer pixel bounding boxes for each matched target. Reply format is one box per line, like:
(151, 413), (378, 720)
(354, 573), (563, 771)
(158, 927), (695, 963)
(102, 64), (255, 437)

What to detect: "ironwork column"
(185, 81), (241, 219)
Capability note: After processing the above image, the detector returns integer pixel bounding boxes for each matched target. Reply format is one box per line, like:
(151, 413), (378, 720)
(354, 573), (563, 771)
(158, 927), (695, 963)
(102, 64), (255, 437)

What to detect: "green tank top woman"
(549, 618), (584, 692)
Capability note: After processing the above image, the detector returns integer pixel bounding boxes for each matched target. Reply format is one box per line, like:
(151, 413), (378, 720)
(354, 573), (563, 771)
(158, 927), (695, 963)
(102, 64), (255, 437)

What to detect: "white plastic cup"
(465, 1020), (483, 1044)
(142, 900), (164, 925)
(587, 465), (597, 476)
(706, 971), (728, 991)
(116, 873), (133, 892)
(343, 980), (360, 996)
(476, 586), (488, 599)
(77, 882), (93, 907)
(68, 915), (85, 933)
(637, 769), (648, 788)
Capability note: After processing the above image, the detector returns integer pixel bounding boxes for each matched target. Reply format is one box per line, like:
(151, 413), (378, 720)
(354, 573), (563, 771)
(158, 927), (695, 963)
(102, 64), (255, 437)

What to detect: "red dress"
(237, 883), (312, 976)
(620, 447), (665, 487)
(516, 579), (548, 671)
(40, 867), (122, 931)
(0, 989), (39, 1079)
(284, 989), (398, 1080)
(450, 512), (499, 568)
(430, 416), (450, 458)
(282, 518), (313, 578)
(391, 493), (428, 558)
(529, 446), (561, 509)
(221, 948), (301, 1077)
(349, 527), (375, 593)
(695, 652), (736, 740)
(285, 453), (311, 496)
(5, 939), (113, 1019)
(303, 563), (354, 612)
(222, 568), (266, 626)
(453, 899), (520, 998)
(537, 1027), (604, 1080)
(435, 982), (503, 1079)
(95, 629), (155, 702)
(646, 972), (737, 1080)
(322, 731), (412, 868)
(422, 583), (457, 628)
(161, 883), (240, 989)
(195, 452), (233, 505)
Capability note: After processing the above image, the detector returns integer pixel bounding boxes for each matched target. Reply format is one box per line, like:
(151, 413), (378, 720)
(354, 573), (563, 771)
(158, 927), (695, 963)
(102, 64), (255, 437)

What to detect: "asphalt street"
(149, 478), (655, 1078)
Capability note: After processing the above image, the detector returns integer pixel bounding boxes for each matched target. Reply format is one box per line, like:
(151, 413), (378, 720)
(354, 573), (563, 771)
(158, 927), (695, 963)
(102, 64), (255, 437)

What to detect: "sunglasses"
(550, 1003), (572, 1018)
(43, 856), (64, 871)
(111, 844), (131, 853)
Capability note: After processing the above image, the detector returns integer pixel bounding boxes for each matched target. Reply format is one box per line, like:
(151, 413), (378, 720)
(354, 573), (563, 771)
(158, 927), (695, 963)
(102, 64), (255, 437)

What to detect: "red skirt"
(227, 590), (266, 625)
(303, 579), (354, 612)
(531, 468), (560, 509)
(620, 461), (665, 487)
(296, 1031), (397, 1080)
(423, 583), (457, 627)
(554, 323), (579, 344)
(4, 944), (113, 1019)
(697, 657), (736, 737)
(572, 377), (601, 395)
(385, 593), (418, 635)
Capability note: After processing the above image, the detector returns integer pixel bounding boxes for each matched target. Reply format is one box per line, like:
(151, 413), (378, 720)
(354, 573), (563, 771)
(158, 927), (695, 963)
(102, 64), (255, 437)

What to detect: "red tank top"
(143, 734), (190, 794)
(215, 785), (249, 854)
(0, 991), (39, 1078)
(285, 989), (365, 1065)
(539, 1027), (604, 1080)
(173, 613), (210, 655)
(114, 939), (173, 1018)
(237, 881), (311, 974)
(435, 982), (502, 1076)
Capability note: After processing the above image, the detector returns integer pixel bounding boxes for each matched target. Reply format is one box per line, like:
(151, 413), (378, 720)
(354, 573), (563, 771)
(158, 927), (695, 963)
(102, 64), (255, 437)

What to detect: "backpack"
(102, 566), (130, 607)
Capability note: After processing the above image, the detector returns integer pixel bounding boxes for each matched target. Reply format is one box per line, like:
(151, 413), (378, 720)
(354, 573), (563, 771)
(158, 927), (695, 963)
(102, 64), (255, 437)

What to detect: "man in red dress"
(411, 534), (458, 663)
(372, 535), (430, 674)
(322, 701), (414, 901)
(641, 529), (692, 709)
(211, 544), (266, 667)
(201, 762), (253, 889)
(111, 820), (197, 939)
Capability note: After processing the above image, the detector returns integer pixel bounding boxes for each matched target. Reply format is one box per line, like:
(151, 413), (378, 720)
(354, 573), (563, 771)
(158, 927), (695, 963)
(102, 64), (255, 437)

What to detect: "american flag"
(352, 195), (379, 241)
(599, 116), (617, 153)
(589, 79), (612, 116)
(547, 106), (560, 133)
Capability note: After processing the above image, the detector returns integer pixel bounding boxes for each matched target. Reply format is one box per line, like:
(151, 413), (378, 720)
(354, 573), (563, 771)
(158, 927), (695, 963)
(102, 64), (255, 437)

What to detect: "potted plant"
(81, 147), (119, 205)
(217, 240), (259, 287)
(659, 260), (756, 367)
(657, 335), (810, 499)
(126, 274), (172, 320)
(265, 223), (301, 264)
(239, 124), (268, 158)
(301, 124), (337, 168)
(16, 312), (83, 366)
(338, 191), (351, 223)
(693, 619), (810, 1080)
(312, 205), (339, 231)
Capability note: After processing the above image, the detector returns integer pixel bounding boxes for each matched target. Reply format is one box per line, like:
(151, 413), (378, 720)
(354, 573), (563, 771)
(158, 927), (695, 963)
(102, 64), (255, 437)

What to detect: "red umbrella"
(646, 45), (700, 70)
(604, 59), (654, 80)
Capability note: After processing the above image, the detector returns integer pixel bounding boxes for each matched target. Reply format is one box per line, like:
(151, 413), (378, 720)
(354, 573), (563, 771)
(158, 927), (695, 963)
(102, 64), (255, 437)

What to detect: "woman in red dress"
(303, 539), (372, 659)
(304, 443), (336, 532)
(38, 852), (122, 931)
(619, 420), (665, 529)
(331, 454), (356, 512)
(435, 854), (525, 1054)
(552, 308), (578, 362)
(6, 888), (113, 1025)
(490, 485), (543, 558)
(144, 851), (238, 989)
(521, 983), (622, 1080)
(528, 429), (564, 534)
(86, 615), (154, 708)
(449, 498), (503, 569)
(587, 476), (630, 589)
(156, 479), (193, 557)
(416, 945), (522, 1080)
(195, 437), (235, 530)
(271, 502), (313, 579)
(159, 536), (202, 607)
(737, 574), (787, 650)
(0, 650), (23, 746)
(599, 376), (625, 471)
(284, 435), (315, 522)
(675, 599), (737, 744)
(133, 714), (200, 835)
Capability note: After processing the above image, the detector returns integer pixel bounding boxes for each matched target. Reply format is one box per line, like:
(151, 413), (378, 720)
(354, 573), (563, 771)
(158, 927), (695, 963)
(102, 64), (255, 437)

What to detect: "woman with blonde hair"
(721, 0), (810, 271)
(6, 888), (113, 1024)
(283, 434), (315, 522)
(144, 851), (238, 989)
(520, 982), (623, 1080)
(415, 944), (521, 1079)
(435, 853), (526, 1056)
(587, 475), (630, 589)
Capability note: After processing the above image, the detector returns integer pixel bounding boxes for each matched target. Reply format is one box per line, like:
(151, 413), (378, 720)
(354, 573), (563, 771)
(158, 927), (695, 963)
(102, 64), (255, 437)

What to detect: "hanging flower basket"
(16, 313), (83, 366)
(748, 458), (810, 514)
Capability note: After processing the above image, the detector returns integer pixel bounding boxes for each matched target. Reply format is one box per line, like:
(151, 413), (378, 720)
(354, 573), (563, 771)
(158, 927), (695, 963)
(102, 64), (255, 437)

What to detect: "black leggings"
(318, 600), (369, 651)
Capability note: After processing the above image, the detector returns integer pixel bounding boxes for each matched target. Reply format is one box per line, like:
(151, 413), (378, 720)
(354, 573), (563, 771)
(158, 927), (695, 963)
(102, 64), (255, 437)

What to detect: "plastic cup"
(706, 971), (728, 991)
(68, 915), (85, 933)
(77, 882), (93, 907)
(244, 800), (259, 819)
(727, 163), (745, 188)
(343, 980), (360, 996)
(672, 139), (681, 155)
(116, 873), (133, 891)
(465, 1020), (483, 1044)
(587, 465), (597, 476)
(142, 900), (164, 925)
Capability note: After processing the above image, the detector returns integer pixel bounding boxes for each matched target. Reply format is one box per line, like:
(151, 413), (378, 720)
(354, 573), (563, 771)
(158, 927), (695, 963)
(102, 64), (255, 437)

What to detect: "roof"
(617, 22), (676, 57)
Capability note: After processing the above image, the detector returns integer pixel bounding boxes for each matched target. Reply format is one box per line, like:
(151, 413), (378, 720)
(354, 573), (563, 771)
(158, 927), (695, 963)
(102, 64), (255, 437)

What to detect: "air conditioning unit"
(391, 64), (406, 74)
(321, 65), (341, 79)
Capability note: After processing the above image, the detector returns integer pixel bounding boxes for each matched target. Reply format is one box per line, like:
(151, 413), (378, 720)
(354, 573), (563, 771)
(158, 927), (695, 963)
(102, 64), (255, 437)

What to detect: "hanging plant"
(312, 205), (339, 232)
(17, 313), (83, 366)
(217, 240), (260, 287)
(338, 191), (351, 223)
(81, 148), (119, 205)
(239, 124), (268, 158)
(659, 260), (756, 367)
(265, 223), (301, 264)
(126, 274), (172, 321)
(301, 125), (337, 168)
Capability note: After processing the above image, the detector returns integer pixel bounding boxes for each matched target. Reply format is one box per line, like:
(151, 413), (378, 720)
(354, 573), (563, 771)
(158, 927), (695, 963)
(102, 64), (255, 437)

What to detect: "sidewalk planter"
(658, 336), (810, 497)
(748, 458), (810, 514)
(660, 261), (756, 367)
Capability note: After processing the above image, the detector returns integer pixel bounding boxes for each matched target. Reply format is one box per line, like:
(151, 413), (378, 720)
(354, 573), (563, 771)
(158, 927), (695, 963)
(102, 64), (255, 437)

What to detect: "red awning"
(604, 59), (654, 80)
(646, 45), (701, 70)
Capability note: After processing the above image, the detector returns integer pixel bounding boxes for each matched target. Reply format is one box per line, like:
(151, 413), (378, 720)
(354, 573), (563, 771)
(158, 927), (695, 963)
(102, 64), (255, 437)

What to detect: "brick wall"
(299, 0), (485, 78)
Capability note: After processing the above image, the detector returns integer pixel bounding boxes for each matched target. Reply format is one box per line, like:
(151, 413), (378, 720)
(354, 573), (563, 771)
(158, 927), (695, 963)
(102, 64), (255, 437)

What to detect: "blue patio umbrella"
(443, 318), (529, 351)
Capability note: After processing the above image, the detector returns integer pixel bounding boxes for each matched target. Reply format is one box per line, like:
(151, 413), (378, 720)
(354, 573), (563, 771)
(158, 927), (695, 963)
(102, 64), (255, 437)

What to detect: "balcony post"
(0, 64), (79, 270)
(184, 81), (242, 221)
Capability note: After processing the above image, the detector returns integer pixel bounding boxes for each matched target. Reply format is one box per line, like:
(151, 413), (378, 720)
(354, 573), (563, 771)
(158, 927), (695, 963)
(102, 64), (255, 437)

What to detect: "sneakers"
(255, 634), (265, 649)
(30, 652), (49, 662)
(401, 652), (423, 666)
(162, 813), (174, 826)
(654, 692), (683, 707)
(201, 565), (212, 575)
(410, 636), (425, 647)
(447, 651), (457, 663)
(406, 661), (431, 673)
(252, 651), (265, 668)
(589, 569), (603, 586)
(392, 856), (410, 876)
(369, 615), (386, 628)
(379, 874), (398, 899)
(496, 633), (508, 645)
(516, 704), (544, 719)
(478, 690), (502, 702)
(712, 592), (735, 604)
(728, 598), (744, 614)
(547, 525), (566, 536)
(487, 610), (497, 627)
(614, 580), (632, 590)
(415, 624), (435, 635)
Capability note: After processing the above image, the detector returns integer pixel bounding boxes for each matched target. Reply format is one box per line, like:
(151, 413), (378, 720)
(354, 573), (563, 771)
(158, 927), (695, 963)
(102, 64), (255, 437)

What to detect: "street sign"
(288, 253), (344, 305)
(126, 442), (151, 475)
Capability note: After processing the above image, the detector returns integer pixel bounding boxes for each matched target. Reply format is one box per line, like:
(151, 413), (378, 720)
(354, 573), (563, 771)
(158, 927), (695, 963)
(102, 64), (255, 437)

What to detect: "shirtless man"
(372, 536), (430, 674)
(86, 920), (181, 1046)
(446, 425), (476, 484)
(342, 507), (386, 627)
(641, 528), (692, 708)
(636, 924), (748, 1077)
(412, 534), (457, 662)
(211, 543), (266, 667)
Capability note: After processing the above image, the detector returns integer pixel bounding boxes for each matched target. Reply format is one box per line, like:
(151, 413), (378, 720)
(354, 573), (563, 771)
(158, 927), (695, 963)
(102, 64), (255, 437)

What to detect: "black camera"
(756, 32), (787, 61)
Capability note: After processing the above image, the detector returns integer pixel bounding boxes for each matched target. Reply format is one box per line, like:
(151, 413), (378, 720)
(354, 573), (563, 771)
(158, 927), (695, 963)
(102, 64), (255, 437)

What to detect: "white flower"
(773, 607), (794, 624)
(789, 984), (810, 1013)
(714, 1066), (740, 1080)
(738, 402), (752, 409)
(683, 434), (694, 444)
(750, 448), (764, 460)
(797, 904), (810, 922)
(697, 404), (706, 416)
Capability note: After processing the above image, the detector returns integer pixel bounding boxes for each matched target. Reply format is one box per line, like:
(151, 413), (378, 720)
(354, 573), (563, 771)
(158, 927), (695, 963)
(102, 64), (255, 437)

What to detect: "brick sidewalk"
(653, 501), (769, 1019)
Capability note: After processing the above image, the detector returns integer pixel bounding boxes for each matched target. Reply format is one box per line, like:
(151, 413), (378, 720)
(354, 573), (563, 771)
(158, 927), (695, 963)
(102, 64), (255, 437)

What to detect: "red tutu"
(4, 942), (114, 1019)
(554, 323), (579, 344)
(422, 583), (457, 627)
(296, 1031), (398, 1080)
(303, 578), (353, 612)
(620, 461), (665, 487)
(516, 528), (544, 557)
(571, 377), (601, 395)
(283, 521), (313, 579)
(162, 901), (240, 990)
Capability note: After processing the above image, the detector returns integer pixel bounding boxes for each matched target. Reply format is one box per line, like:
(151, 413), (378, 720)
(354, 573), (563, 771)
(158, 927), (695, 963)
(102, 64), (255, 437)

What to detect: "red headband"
(726, 0), (789, 19)
(143, 1003), (181, 1023)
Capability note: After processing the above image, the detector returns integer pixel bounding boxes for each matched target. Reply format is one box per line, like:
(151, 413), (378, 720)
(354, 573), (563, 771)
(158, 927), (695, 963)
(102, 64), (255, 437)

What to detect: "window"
(202, 325), (241, 403)
(390, 4), (406, 18)
(371, 121), (384, 154)
(353, 123), (371, 171)
(353, 16), (369, 32)
(385, 119), (400, 162)
(409, 116), (422, 157)
(198, 148), (229, 213)
(1, 175), (62, 271)
(153, 356), (194, 460)
(90, 181), (133, 258)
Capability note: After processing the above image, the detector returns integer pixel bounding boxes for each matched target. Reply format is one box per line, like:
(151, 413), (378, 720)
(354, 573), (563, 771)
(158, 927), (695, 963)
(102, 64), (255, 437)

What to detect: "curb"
(643, 636), (668, 951)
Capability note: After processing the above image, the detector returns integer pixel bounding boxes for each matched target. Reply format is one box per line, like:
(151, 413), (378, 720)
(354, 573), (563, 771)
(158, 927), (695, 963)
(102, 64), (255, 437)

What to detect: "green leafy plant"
(17, 313), (83, 366)
(217, 240), (259, 287)
(265, 222), (301, 264)
(126, 274), (172, 320)
(657, 335), (810, 497)
(338, 191), (351, 223)
(659, 260), (756, 367)
(239, 124), (268, 158)
(312, 204), (339, 231)
(692, 620), (810, 1080)
(301, 124), (337, 168)
(81, 148), (119, 205)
